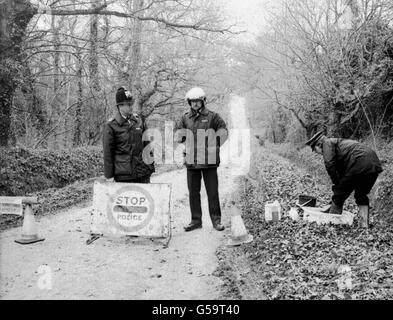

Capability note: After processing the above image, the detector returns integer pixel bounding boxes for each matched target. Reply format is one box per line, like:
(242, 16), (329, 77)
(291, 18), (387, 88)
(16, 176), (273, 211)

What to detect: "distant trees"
(1, 0), (235, 148)
(234, 0), (393, 145)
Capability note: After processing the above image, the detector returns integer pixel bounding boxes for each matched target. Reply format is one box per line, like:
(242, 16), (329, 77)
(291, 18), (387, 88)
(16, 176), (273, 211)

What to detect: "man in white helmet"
(175, 87), (228, 232)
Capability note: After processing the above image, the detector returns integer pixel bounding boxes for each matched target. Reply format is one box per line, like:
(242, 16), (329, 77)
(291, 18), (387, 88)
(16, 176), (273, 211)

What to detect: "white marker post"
(0, 197), (24, 216)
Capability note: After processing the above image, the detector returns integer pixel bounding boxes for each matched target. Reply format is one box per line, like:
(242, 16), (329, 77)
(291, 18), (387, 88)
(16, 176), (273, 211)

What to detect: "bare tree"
(231, 0), (393, 143)
(2, 0), (236, 148)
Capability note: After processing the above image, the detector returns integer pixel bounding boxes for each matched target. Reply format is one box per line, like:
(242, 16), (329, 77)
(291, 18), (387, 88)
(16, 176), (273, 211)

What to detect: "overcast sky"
(218, 0), (271, 41)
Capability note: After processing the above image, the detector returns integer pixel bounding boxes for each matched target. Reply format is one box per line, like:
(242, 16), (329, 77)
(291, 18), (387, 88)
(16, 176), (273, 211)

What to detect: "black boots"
(213, 223), (225, 231)
(329, 203), (343, 215)
(184, 222), (225, 232)
(184, 222), (202, 232)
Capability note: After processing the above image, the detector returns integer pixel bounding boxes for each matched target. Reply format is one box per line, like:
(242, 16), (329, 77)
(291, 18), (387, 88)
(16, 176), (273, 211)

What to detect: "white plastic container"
(289, 207), (300, 221)
(264, 200), (282, 222)
(302, 206), (355, 226)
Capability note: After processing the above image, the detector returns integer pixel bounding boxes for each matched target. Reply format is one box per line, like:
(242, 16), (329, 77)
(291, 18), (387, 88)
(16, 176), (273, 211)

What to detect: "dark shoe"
(184, 223), (202, 232)
(213, 223), (225, 231)
(329, 203), (343, 215)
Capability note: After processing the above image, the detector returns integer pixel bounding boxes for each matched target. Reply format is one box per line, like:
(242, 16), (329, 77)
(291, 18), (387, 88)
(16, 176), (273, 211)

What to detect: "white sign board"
(0, 197), (23, 216)
(90, 181), (172, 238)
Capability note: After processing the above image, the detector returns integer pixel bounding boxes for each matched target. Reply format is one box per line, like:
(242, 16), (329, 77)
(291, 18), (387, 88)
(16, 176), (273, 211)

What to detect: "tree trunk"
(0, 0), (34, 147)
(73, 49), (83, 147)
(89, 1), (100, 92)
(347, 0), (360, 29)
(21, 63), (46, 141)
(48, 14), (62, 149)
(87, 0), (103, 146)
(130, 0), (144, 113)
(330, 102), (343, 136)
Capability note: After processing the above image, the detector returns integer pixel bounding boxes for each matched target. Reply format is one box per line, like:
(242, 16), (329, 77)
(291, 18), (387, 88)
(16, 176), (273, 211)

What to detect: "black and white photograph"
(0, 0), (392, 305)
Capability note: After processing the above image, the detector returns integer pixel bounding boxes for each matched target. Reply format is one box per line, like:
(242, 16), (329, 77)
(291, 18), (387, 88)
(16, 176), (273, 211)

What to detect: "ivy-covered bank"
(0, 146), (104, 196)
(217, 144), (393, 300)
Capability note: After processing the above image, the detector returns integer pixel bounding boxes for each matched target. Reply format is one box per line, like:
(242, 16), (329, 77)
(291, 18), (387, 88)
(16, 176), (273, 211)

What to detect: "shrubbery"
(233, 142), (393, 299)
(266, 142), (329, 183)
(0, 146), (104, 196)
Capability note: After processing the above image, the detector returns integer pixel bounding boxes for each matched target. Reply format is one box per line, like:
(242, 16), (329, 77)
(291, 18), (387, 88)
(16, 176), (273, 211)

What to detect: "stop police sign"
(107, 185), (155, 233)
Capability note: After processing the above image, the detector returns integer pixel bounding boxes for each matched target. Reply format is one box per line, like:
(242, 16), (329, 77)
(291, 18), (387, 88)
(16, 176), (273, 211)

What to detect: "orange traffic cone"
(15, 204), (45, 245)
(227, 205), (253, 247)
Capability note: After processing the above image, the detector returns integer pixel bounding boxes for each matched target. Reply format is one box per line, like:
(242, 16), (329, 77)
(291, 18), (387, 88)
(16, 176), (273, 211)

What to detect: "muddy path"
(0, 167), (233, 299)
(0, 96), (249, 300)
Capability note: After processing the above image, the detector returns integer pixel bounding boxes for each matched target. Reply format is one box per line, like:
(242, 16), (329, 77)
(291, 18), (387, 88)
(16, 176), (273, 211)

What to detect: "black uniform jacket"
(175, 107), (228, 169)
(103, 112), (155, 181)
(322, 138), (383, 184)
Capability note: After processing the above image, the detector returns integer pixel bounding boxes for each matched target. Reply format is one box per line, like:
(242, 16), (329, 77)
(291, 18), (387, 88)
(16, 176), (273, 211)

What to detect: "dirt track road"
(0, 96), (250, 300)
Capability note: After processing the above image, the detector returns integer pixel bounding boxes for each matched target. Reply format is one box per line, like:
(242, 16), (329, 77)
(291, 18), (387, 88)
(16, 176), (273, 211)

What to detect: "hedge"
(0, 146), (104, 196)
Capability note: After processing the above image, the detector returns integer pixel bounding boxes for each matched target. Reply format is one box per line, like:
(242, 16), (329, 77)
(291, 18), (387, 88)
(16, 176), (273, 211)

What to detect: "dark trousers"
(332, 173), (379, 207)
(187, 168), (222, 225)
(115, 175), (151, 183)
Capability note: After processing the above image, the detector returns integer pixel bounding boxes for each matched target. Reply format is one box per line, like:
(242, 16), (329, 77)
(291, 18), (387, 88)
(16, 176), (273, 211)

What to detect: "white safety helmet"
(185, 87), (206, 106)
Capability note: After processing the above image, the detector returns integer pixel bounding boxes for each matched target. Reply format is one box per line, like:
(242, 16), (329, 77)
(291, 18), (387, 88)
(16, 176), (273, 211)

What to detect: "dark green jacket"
(176, 107), (228, 169)
(322, 138), (383, 184)
(103, 112), (155, 181)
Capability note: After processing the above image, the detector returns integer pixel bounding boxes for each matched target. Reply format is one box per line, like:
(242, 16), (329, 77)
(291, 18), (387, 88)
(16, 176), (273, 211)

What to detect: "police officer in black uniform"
(103, 87), (154, 183)
(306, 131), (383, 222)
(176, 87), (228, 232)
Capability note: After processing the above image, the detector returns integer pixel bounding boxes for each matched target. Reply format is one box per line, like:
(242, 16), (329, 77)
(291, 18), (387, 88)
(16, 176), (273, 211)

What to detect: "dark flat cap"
(305, 131), (325, 150)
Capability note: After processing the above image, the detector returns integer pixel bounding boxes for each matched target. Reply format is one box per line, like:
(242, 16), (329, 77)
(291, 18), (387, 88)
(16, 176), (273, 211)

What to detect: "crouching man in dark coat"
(103, 87), (155, 183)
(306, 131), (383, 226)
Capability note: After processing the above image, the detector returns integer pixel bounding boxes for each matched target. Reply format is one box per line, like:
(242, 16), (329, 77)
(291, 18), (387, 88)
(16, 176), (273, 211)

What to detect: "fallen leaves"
(235, 150), (393, 300)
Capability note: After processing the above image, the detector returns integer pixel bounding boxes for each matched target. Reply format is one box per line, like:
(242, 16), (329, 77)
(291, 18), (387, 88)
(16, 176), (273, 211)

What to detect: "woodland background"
(1, 0), (393, 299)
(0, 0), (392, 193)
